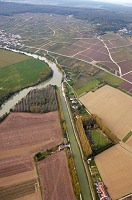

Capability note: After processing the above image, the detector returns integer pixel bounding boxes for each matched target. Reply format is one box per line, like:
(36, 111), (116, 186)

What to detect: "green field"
(101, 73), (124, 86)
(91, 130), (110, 148)
(0, 50), (29, 68)
(0, 58), (50, 98)
(76, 79), (100, 96)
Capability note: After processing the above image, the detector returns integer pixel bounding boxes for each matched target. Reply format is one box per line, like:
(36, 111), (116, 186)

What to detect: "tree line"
(68, 153), (81, 199)
(82, 114), (119, 144)
(76, 117), (92, 158)
(13, 85), (58, 113)
(56, 89), (67, 136)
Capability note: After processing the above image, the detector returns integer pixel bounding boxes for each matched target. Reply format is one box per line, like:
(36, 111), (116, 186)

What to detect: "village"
(0, 30), (24, 48)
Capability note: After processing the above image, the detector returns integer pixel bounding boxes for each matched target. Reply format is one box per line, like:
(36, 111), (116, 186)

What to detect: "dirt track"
(80, 85), (132, 139)
(37, 151), (76, 200)
(95, 144), (132, 199)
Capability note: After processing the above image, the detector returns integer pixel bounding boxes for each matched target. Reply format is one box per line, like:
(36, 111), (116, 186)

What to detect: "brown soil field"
(0, 111), (63, 200)
(83, 38), (99, 44)
(91, 44), (104, 51)
(95, 144), (132, 200)
(0, 111), (62, 151)
(98, 46), (109, 54)
(118, 59), (132, 75)
(123, 74), (132, 82)
(104, 41), (115, 48)
(16, 193), (37, 200)
(68, 44), (86, 52)
(74, 40), (93, 48)
(100, 61), (119, 71)
(0, 139), (57, 159)
(88, 51), (112, 62)
(37, 151), (76, 200)
(0, 154), (34, 178)
(0, 170), (37, 187)
(80, 85), (132, 139)
(0, 179), (36, 200)
(0, 50), (29, 68)
(120, 81), (132, 93)
(109, 38), (131, 47)
(74, 54), (93, 62)
(102, 33), (121, 41)
(111, 51), (132, 62)
(126, 137), (132, 147)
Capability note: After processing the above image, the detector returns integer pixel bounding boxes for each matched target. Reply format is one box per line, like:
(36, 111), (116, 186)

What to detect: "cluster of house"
(117, 28), (132, 36)
(95, 182), (111, 200)
(0, 30), (24, 48)
(70, 97), (78, 110)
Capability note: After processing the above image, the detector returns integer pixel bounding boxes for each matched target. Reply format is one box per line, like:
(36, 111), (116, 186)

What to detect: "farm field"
(76, 79), (100, 96)
(0, 54), (51, 98)
(37, 150), (76, 200)
(0, 49), (29, 68)
(0, 13), (132, 93)
(126, 137), (132, 147)
(0, 111), (63, 200)
(95, 144), (132, 199)
(80, 85), (132, 140)
(0, 112), (62, 152)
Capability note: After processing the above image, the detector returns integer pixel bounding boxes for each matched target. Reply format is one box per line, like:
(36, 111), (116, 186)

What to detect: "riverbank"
(0, 48), (62, 117)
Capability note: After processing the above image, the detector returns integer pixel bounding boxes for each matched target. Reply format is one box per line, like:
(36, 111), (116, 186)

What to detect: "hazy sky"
(93, 0), (132, 4)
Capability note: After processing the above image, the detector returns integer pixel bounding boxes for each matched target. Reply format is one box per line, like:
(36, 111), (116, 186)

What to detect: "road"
(60, 85), (93, 200)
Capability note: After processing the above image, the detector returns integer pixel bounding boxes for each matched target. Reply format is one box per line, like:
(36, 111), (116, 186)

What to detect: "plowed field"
(37, 151), (76, 200)
(0, 111), (62, 199)
(0, 112), (62, 151)
(95, 144), (132, 199)
(0, 179), (36, 200)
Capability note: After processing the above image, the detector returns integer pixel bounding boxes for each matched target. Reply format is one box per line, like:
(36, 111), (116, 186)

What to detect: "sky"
(94, 0), (132, 4)
(1, 0), (132, 5)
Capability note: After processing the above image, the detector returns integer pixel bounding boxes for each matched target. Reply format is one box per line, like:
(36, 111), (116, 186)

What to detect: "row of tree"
(82, 114), (119, 144)
(39, 68), (53, 82)
(56, 89), (67, 135)
(68, 154), (81, 199)
(13, 85), (58, 113)
(76, 117), (92, 158)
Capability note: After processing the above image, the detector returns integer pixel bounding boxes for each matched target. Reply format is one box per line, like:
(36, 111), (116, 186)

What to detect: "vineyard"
(13, 85), (58, 113)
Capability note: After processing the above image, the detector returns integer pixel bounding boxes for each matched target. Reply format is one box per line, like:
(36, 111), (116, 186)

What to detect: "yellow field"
(80, 85), (132, 140)
(126, 137), (132, 147)
(95, 144), (132, 199)
(0, 49), (29, 68)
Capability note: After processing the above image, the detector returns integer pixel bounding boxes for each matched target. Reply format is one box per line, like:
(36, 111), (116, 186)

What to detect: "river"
(0, 49), (62, 117)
